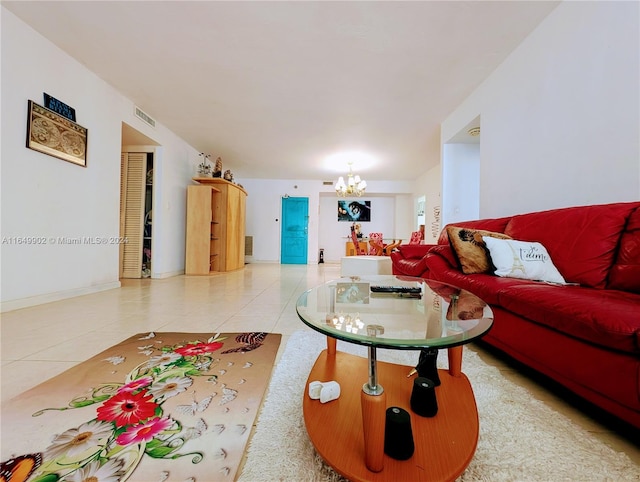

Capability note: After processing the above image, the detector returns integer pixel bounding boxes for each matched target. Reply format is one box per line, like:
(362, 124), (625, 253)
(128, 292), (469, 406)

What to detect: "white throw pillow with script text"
(482, 236), (566, 284)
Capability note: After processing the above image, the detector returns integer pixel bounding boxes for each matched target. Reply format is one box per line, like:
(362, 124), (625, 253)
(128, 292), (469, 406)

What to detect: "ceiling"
(4, 1), (559, 181)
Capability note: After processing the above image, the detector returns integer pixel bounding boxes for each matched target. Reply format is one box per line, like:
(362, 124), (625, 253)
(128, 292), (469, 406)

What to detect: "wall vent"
(245, 236), (254, 256)
(322, 181), (334, 186)
(135, 106), (156, 128)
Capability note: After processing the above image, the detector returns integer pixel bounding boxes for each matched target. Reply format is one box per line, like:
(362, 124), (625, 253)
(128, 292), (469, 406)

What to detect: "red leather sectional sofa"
(391, 201), (640, 428)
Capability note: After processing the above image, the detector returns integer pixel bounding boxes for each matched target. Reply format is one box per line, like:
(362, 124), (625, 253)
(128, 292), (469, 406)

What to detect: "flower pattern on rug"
(10, 332), (268, 482)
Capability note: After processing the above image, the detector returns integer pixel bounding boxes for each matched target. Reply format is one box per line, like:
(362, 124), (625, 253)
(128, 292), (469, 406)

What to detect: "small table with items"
(346, 238), (370, 256)
(295, 275), (493, 482)
(345, 237), (403, 256)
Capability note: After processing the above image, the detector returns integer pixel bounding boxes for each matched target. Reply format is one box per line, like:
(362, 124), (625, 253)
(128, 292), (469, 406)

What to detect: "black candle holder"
(384, 407), (414, 460)
(416, 348), (441, 386)
(410, 377), (438, 417)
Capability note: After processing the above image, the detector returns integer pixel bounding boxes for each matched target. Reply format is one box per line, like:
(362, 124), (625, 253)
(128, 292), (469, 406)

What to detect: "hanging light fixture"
(335, 162), (367, 197)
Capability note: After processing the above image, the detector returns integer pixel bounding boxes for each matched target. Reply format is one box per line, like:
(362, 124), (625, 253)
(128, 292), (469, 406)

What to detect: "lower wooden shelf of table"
(302, 349), (479, 482)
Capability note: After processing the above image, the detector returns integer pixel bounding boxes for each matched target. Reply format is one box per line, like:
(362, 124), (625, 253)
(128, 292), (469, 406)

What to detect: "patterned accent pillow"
(446, 226), (511, 274)
(482, 237), (566, 284)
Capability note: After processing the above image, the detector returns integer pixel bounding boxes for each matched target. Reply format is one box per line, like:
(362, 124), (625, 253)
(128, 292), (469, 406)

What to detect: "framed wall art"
(26, 100), (88, 167)
(337, 200), (371, 222)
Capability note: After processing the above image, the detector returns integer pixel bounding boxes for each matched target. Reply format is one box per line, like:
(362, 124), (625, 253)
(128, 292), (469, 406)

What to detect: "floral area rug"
(0, 331), (281, 482)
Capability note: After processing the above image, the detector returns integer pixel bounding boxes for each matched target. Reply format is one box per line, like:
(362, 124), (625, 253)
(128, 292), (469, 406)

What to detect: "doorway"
(441, 117), (480, 227)
(280, 197), (309, 264)
(120, 123), (160, 278)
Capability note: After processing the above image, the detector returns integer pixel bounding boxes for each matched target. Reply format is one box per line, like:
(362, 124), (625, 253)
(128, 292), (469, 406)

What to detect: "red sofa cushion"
(396, 244), (433, 259)
(481, 307), (640, 424)
(608, 206), (640, 294)
(425, 246), (535, 305)
(497, 284), (640, 354)
(428, 245), (459, 268)
(504, 202), (639, 289)
(438, 217), (511, 244)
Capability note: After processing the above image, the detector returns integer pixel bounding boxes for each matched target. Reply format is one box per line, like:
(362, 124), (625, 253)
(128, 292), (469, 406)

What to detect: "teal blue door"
(281, 197), (309, 264)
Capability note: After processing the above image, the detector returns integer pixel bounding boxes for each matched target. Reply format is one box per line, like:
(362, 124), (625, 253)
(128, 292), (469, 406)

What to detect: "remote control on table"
(370, 286), (421, 294)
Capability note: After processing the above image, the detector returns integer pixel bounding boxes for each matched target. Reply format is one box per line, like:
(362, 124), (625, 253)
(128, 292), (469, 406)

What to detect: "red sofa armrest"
(390, 243), (438, 278)
(425, 245), (460, 271)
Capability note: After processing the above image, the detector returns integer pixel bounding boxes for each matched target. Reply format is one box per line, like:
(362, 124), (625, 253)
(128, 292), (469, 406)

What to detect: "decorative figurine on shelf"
(223, 169), (234, 182)
(351, 222), (363, 238)
(213, 157), (223, 177)
(197, 153), (212, 176)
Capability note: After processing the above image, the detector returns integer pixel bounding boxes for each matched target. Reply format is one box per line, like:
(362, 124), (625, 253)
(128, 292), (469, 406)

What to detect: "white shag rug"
(239, 330), (639, 482)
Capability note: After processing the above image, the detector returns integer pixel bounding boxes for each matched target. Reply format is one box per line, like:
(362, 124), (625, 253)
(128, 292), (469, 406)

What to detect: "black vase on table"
(416, 348), (441, 386)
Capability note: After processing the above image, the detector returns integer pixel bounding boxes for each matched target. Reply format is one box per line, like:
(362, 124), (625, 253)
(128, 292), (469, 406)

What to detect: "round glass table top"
(296, 275), (493, 350)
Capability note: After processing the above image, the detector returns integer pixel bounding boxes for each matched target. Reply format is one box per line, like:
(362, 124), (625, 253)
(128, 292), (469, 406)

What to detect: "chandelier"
(335, 162), (367, 197)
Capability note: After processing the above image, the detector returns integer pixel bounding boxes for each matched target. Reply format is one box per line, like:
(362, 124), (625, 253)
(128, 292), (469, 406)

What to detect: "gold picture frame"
(26, 100), (88, 167)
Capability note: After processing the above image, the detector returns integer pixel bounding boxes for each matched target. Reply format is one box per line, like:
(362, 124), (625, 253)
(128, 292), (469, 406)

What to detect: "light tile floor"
(1, 263), (638, 465)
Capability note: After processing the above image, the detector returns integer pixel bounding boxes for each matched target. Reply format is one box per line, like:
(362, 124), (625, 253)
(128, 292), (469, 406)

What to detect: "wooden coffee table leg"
(361, 389), (386, 472)
(360, 345), (386, 472)
(448, 345), (463, 377)
(327, 336), (337, 357)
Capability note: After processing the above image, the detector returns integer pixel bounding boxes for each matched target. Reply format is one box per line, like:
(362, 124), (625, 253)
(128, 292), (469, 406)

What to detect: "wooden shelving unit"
(185, 178), (247, 274)
(185, 184), (220, 274)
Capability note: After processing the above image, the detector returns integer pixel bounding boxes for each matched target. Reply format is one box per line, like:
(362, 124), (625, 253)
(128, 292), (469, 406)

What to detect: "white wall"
(441, 143), (480, 228)
(414, 164), (442, 243)
(1, 9), (199, 309)
(318, 194), (402, 263)
(239, 179), (414, 264)
(394, 194), (413, 246)
(441, 1), (639, 218)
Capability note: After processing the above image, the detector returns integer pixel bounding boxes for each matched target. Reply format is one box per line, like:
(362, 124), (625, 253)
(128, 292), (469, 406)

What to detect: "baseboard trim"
(152, 270), (184, 279)
(0, 281), (122, 313)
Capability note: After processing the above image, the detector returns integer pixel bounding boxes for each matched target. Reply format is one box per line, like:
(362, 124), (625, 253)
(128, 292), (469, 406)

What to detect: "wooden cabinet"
(185, 178), (247, 274)
(222, 181), (247, 271)
(185, 185), (220, 274)
(345, 241), (368, 256)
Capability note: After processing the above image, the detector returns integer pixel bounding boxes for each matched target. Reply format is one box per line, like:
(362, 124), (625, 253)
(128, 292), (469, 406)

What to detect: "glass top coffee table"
(296, 275), (493, 482)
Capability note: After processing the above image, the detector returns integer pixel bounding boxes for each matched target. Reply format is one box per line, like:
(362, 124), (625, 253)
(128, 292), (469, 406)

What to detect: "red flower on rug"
(117, 376), (153, 393)
(96, 389), (158, 427)
(175, 341), (224, 357)
(116, 416), (174, 445)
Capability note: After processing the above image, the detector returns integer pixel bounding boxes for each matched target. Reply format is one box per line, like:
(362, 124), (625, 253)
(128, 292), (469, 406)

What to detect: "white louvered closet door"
(120, 152), (146, 278)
